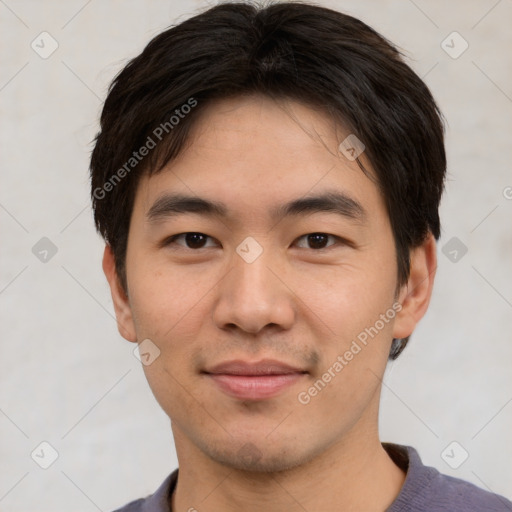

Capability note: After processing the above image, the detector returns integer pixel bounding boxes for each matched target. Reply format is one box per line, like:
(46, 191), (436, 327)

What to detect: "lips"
(203, 359), (308, 400)
(204, 359), (307, 376)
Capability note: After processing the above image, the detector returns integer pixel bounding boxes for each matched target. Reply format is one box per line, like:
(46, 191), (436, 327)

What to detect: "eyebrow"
(146, 190), (367, 224)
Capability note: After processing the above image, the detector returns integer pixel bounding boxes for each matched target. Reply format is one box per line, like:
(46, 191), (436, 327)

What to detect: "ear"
(392, 233), (437, 339)
(102, 245), (137, 343)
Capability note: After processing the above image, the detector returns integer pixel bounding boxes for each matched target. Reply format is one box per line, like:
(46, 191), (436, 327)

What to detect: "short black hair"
(90, 0), (446, 360)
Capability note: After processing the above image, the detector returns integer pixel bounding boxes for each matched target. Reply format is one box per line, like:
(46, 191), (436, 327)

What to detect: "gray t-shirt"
(113, 443), (512, 511)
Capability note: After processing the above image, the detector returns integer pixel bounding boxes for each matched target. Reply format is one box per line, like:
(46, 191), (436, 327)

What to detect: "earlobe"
(102, 245), (137, 343)
(392, 233), (437, 340)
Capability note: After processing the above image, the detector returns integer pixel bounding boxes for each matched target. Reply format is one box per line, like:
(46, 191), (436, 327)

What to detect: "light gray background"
(1, 0), (511, 510)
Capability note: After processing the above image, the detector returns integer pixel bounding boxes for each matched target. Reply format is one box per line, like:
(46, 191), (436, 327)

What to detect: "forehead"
(134, 94), (384, 225)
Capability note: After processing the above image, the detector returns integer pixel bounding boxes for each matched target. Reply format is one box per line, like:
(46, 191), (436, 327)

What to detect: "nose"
(212, 244), (295, 335)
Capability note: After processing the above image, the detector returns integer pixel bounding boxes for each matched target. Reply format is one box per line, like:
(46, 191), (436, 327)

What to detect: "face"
(106, 94), (432, 473)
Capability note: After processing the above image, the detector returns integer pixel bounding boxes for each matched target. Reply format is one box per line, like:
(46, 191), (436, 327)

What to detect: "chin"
(200, 438), (316, 474)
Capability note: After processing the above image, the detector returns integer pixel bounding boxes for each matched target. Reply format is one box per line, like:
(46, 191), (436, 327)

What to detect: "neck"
(170, 423), (405, 512)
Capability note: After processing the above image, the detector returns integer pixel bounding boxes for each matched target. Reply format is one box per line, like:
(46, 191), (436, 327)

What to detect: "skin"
(103, 94), (437, 511)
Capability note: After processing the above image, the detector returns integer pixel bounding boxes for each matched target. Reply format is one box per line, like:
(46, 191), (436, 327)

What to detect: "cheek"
(128, 258), (212, 340)
(299, 262), (398, 400)
(299, 259), (397, 332)
(128, 263), (210, 411)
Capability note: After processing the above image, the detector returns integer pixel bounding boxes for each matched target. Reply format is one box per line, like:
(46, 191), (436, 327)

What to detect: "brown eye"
(185, 233), (209, 249)
(295, 233), (338, 250)
(164, 232), (216, 249)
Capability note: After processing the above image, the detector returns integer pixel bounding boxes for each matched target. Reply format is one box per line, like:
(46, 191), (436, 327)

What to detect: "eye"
(294, 233), (341, 250)
(163, 232), (217, 250)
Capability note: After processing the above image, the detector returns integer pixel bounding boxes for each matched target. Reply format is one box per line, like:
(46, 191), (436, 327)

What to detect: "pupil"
(186, 233), (206, 249)
(309, 233), (327, 249)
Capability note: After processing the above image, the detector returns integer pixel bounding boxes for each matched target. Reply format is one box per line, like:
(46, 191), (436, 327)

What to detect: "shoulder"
(112, 498), (145, 512)
(111, 470), (178, 512)
(426, 470), (512, 511)
(385, 443), (512, 512)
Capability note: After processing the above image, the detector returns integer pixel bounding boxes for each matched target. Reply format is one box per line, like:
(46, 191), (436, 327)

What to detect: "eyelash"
(161, 232), (350, 251)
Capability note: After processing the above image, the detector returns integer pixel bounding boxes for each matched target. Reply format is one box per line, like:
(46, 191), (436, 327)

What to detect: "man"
(90, 1), (512, 510)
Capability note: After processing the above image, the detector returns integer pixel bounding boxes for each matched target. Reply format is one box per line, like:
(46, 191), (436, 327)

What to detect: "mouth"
(202, 359), (308, 401)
